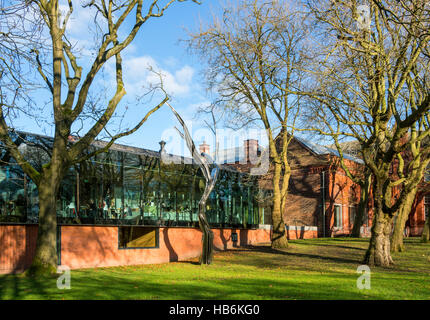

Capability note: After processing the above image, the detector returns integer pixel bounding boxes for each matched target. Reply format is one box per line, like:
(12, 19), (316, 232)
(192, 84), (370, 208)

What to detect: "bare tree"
(304, 0), (430, 266)
(194, 101), (224, 161)
(0, 2), (46, 124)
(390, 56), (430, 252)
(0, 0), (198, 275)
(166, 102), (219, 265)
(188, 0), (309, 249)
(371, 0), (430, 252)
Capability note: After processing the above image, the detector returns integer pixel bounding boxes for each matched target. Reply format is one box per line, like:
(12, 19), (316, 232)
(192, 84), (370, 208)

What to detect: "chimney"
(159, 140), (166, 153)
(244, 139), (259, 163)
(199, 141), (210, 155)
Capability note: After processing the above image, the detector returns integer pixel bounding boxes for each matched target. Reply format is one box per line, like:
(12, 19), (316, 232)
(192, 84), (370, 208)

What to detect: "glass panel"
(141, 155), (160, 223)
(0, 163), (26, 222)
(123, 152), (143, 222)
(57, 167), (77, 220)
(176, 174), (194, 225)
(77, 157), (101, 222)
(425, 196), (430, 219)
(349, 206), (356, 226)
(0, 132), (265, 229)
(159, 161), (185, 225)
(27, 177), (38, 222)
(334, 205), (342, 228)
(101, 151), (123, 221)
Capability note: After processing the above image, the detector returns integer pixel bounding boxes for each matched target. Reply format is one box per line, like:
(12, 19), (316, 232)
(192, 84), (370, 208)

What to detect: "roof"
(293, 136), (364, 164)
(10, 130), (240, 173)
(209, 134), (363, 166)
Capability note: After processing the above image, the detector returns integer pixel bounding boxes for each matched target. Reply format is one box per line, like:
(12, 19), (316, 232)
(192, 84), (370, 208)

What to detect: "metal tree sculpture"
(166, 102), (219, 265)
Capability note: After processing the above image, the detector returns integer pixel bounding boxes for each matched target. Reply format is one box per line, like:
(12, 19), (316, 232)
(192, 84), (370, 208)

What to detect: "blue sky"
(14, 0), (234, 156)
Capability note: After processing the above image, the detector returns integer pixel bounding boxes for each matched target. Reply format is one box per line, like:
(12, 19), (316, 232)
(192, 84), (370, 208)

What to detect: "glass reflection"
(0, 133), (263, 228)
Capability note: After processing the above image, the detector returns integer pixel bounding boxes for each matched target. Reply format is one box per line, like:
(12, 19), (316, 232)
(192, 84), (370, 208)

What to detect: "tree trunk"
(198, 203), (214, 265)
(27, 167), (63, 276)
(27, 177), (60, 276)
(351, 174), (371, 237)
(422, 214), (430, 243)
(271, 163), (288, 249)
(351, 198), (366, 238)
(391, 187), (417, 252)
(363, 209), (394, 266)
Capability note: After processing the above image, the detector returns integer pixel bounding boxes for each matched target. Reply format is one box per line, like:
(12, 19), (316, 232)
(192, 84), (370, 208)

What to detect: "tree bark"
(27, 170), (62, 276)
(391, 187), (417, 252)
(351, 174), (371, 238)
(363, 209), (394, 267)
(271, 163), (289, 249)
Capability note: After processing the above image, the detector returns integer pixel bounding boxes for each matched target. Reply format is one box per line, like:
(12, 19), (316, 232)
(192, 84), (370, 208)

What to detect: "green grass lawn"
(0, 237), (429, 300)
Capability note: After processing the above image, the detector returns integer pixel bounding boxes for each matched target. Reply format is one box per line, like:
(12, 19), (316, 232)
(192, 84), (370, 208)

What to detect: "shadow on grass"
(0, 271), (376, 300)
(290, 238), (370, 244)
(2, 238), (428, 300)
(289, 241), (367, 252)
(225, 245), (361, 265)
(0, 273), (53, 299)
(175, 261), (201, 266)
(2, 261), (429, 300)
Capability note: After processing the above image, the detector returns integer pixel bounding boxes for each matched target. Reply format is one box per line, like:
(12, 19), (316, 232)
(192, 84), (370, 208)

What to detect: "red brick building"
(214, 136), (429, 238)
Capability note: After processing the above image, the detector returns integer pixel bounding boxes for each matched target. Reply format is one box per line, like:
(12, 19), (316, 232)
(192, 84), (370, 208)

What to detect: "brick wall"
(0, 224), (37, 274)
(284, 169), (321, 228)
(408, 191), (428, 236)
(0, 225), (272, 273)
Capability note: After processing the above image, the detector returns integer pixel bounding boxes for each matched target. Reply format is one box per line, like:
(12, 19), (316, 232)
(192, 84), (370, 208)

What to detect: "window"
(0, 163), (26, 222)
(334, 204), (342, 228)
(118, 226), (158, 249)
(0, 132), (265, 229)
(349, 206), (357, 227)
(424, 165), (430, 182)
(363, 208), (369, 226)
(425, 196), (430, 219)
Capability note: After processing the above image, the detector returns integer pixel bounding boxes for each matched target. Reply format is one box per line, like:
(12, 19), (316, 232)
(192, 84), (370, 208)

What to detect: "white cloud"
(107, 55), (195, 97)
(179, 100), (210, 121)
(164, 56), (179, 68)
(60, 4), (96, 37)
(175, 65), (194, 84)
(57, 4), (195, 98)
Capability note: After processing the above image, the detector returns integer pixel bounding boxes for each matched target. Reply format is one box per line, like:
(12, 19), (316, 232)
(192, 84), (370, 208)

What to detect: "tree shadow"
(239, 229), (249, 246)
(0, 224), (38, 275)
(221, 244), (361, 265)
(175, 260), (201, 266)
(219, 228), (231, 250)
(0, 271), (52, 299)
(162, 228), (178, 262)
(288, 240), (367, 251)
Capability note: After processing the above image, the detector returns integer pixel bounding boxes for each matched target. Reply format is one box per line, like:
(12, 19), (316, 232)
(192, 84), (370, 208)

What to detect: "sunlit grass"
(0, 237), (429, 300)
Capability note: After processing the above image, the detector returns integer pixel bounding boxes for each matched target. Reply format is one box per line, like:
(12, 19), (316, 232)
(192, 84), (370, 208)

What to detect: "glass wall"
(0, 161), (26, 222)
(0, 133), (263, 228)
